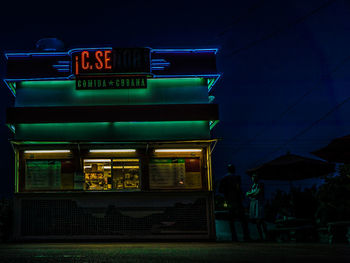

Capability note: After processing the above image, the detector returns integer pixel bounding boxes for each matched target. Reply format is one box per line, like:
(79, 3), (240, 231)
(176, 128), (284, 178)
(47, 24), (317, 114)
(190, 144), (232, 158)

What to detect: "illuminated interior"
(83, 158), (140, 190)
(112, 159), (140, 190)
(83, 159), (112, 190)
(18, 144), (209, 192)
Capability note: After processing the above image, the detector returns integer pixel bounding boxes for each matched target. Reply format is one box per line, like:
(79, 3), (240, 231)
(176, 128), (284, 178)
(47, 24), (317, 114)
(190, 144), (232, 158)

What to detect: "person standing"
(246, 173), (267, 241)
(219, 164), (250, 241)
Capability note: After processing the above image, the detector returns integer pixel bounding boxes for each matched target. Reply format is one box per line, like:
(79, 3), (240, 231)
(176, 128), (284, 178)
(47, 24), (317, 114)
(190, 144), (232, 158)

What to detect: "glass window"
(83, 158), (140, 190)
(83, 159), (111, 190)
(149, 158), (202, 189)
(112, 159), (140, 190)
(23, 150), (74, 191)
(25, 160), (62, 190)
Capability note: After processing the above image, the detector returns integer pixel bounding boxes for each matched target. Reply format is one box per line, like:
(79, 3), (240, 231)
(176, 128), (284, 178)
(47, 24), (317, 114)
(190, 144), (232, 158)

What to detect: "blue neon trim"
(151, 63), (170, 65)
(4, 75), (74, 81)
(8, 124), (15, 133)
(153, 74), (220, 78)
(151, 59), (168, 62)
(2, 80), (16, 97)
(151, 48), (218, 54)
(208, 75), (221, 93)
(152, 74), (221, 91)
(32, 53), (67, 57)
(5, 52), (68, 59)
(151, 67), (166, 70)
(68, 47), (113, 55)
(52, 65), (69, 68)
(4, 74), (218, 81)
(57, 61), (70, 64)
(5, 48), (218, 60)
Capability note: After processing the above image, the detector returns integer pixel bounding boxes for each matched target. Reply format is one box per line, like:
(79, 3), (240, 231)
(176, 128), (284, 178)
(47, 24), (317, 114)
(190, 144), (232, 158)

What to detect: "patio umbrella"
(311, 135), (350, 163)
(246, 153), (335, 181)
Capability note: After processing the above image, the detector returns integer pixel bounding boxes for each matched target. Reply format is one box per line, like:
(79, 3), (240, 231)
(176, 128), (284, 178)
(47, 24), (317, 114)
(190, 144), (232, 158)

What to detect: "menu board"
(149, 159), (185, 187)
(149, 158), (201, 189)
(25, 160), (61, 190)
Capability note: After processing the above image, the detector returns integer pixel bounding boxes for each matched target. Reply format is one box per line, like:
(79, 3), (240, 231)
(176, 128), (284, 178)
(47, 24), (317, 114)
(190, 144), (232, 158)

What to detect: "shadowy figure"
(219, 164), (250, 241)
(246, 173), (267, 241)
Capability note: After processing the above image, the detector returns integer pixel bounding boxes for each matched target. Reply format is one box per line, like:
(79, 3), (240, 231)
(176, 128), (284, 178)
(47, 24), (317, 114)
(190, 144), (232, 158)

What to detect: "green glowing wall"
(14, 121), (210, 141)
(15, 79), (208, 107)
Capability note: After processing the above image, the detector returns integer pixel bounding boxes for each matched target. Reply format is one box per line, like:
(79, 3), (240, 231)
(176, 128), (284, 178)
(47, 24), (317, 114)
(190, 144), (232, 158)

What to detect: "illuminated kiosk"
(4, 47), (220, 240)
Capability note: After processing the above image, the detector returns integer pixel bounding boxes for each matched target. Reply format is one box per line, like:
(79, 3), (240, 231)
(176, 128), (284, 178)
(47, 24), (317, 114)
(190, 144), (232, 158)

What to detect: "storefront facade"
(4, 46), (220, 240)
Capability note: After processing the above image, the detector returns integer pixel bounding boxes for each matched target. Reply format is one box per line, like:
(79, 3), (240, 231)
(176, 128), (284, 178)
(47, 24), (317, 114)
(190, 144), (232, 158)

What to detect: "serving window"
(83, 158), (140, 190)
(83, 159), (111, 190)
(112, 159), (140, 190)
(149, 158), (202, 189)
(22, 150), (75, 191)
(18, 145), (208, 192)
(149, 148), (204, 190)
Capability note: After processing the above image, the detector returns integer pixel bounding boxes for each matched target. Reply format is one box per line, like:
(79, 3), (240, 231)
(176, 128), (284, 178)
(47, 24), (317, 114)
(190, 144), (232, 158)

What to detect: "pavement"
(0, 242), (349, 263)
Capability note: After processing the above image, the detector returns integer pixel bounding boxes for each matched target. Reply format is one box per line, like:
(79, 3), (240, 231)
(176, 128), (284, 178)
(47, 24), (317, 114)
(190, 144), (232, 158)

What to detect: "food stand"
(4, 45), (220, 240)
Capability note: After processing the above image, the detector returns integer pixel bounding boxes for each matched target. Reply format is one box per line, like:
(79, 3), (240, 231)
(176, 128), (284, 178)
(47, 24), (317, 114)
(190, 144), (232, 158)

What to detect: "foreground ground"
(0, 242), (349, 263)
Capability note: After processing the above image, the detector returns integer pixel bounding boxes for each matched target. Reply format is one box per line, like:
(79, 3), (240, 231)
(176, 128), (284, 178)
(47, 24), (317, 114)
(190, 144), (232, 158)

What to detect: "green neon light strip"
(209, 120), (219, 130)
(17, 78), (209, 106)
(20, 78), (205, 88)
(17, 121), (208, 130)
(19, 77), (210, 91)
(7, 124), (15, 133)
(207, 78), (216, 92)
(8, 82), (16, 95)
(15, 121), (211, 141)
(13, 140), (215, 145)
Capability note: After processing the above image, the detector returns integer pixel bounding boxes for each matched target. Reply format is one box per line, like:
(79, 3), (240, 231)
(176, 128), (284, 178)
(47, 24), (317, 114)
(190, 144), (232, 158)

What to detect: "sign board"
(76, 75), (147, 90)
(149, 158), (202, 189)
(72, 48), (151, 75)
(25, 160), (61, 190)
(149, 159), (186, 187)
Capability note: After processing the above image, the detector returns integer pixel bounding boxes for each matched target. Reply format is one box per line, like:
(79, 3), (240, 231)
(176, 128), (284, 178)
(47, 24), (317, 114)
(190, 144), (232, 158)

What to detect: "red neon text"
(75, 50), (113, 74)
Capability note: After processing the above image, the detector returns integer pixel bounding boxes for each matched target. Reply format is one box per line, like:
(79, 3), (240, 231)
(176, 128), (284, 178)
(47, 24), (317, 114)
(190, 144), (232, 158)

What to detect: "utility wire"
(230, 53), (350, 157)
(212, 0), (342, 163)
(251, 91), (350, 166)
(214, 0), (267, 40)
(223, 0), (341, 157)
(226, 0), (337, 57)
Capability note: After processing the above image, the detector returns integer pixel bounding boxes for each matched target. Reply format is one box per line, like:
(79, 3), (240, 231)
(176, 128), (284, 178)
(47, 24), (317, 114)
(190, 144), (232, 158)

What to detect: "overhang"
(7, 104), (219, 124)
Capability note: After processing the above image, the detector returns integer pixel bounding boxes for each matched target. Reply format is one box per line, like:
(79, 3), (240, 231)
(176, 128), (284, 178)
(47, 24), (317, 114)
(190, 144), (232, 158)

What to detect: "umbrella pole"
(289, 180), (295, 217)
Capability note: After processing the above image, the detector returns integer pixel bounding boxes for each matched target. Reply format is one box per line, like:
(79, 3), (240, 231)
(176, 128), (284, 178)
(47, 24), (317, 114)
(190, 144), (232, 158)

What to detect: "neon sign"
(76, 76), (147, 90)
(72, 48), (151, 75)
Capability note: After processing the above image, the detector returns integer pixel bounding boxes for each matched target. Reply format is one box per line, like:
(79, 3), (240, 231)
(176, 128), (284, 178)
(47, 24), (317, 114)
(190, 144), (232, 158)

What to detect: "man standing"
(219, 164), (250, 241)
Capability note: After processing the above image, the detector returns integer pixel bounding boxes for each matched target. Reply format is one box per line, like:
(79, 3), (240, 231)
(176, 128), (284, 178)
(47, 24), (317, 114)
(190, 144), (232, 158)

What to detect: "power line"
(212, 0), (343, 165)
(214, 0), (267, 40)
(230, 53), (350, 157)
(226, 0), (338, 57)
(252, 92), (350, 166)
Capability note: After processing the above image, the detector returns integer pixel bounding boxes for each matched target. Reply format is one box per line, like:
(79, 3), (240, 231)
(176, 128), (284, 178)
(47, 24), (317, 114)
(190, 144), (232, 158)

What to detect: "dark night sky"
(0, 0), (350, 197)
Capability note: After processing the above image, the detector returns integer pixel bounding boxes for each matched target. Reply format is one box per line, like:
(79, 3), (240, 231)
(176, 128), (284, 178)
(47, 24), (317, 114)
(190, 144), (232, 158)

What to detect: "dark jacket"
(219, 173), (244, 206)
